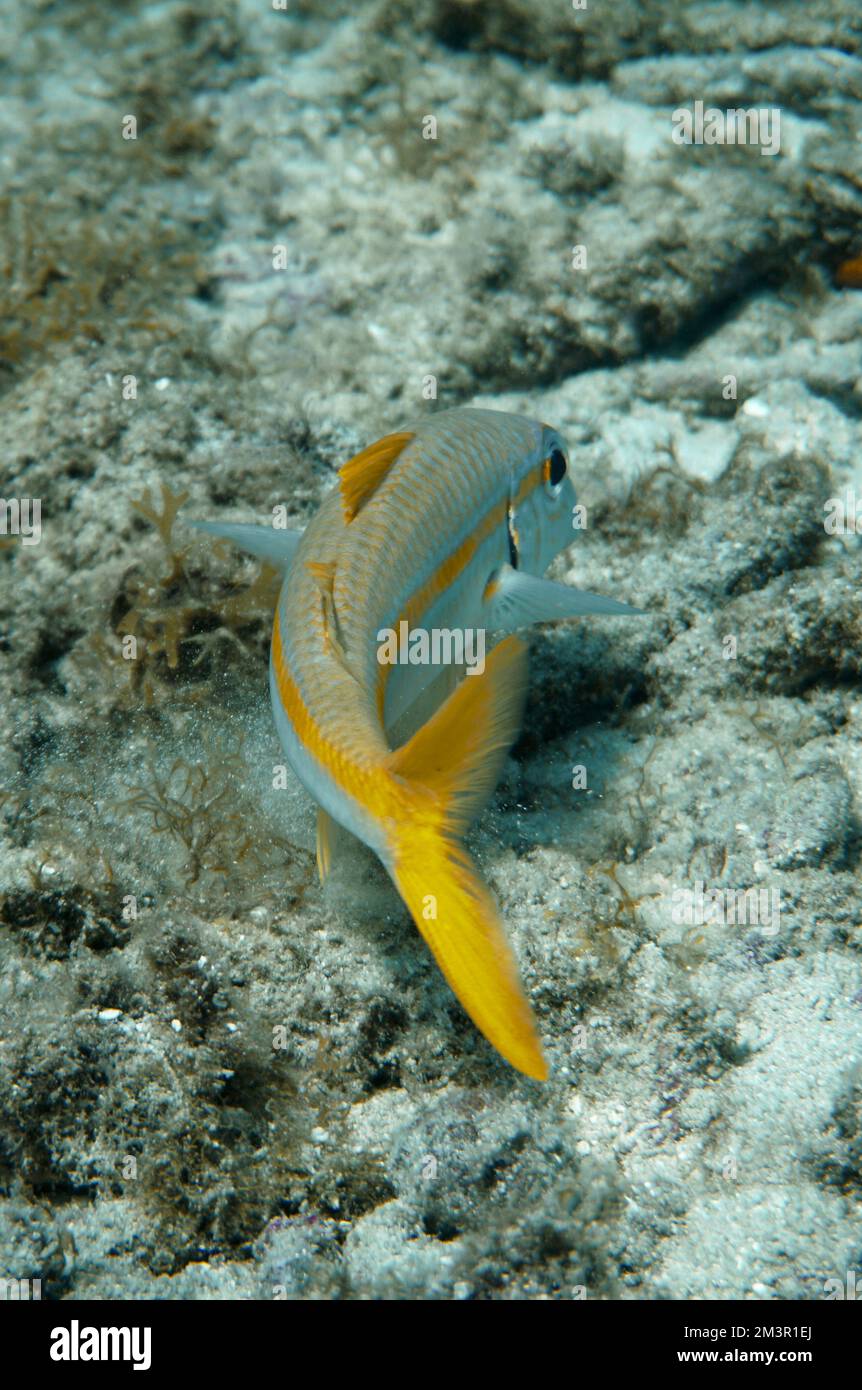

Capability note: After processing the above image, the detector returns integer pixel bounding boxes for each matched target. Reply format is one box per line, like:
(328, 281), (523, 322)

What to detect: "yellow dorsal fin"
(385, 636), (546, 1080)
(337, 431), (414, 523)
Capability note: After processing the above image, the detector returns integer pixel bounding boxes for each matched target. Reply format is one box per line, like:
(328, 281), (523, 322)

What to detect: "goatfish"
(193, 407), (641, 1080)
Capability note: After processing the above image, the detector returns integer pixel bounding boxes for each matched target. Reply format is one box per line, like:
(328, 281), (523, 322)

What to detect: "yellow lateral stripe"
(376, 463), (544, 717)
(402, 465), (542, 629)
(272, 607), (398, 821)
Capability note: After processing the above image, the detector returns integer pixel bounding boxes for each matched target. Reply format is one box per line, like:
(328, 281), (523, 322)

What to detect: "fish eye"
(542, 448), (567, 497)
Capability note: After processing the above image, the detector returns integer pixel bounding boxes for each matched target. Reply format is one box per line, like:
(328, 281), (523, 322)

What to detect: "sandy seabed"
(0, 0), (861, 1299)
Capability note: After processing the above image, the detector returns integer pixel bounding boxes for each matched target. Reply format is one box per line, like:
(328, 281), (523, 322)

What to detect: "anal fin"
(317, 806), (337, 884)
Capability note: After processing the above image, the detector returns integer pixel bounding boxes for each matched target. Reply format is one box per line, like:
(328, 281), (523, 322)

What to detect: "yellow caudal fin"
(387, 636), (547, 1080)
(391, 837), (547, 1079)
(388, 634), (530, 836)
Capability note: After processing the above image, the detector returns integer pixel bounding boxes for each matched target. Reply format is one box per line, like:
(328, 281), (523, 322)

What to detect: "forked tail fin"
(386, 636), (547, 1080)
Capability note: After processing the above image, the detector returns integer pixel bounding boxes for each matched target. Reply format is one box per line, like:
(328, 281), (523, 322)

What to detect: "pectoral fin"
(306, 560), (354, 677)
(190, 520), (302, 569)
(486, 565), (644, 631)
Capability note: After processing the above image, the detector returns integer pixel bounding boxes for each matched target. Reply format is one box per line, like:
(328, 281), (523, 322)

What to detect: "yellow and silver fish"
(194, 407), (641, 1079)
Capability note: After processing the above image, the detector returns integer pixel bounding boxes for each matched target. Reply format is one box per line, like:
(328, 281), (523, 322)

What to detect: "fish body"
(272, 410), (572, 849)
(194, 407), (641, 1079)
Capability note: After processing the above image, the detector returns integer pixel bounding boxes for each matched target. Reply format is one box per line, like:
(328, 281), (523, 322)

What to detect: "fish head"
(513, 421), (577, 575)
